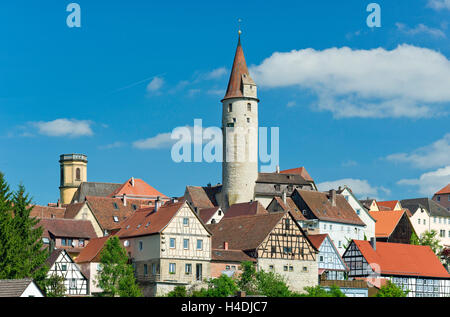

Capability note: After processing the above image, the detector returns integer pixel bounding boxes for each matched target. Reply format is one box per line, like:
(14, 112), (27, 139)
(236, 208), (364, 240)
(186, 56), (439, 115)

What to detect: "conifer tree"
(0, 172), (15, 278)
(11, 184), (49, 285)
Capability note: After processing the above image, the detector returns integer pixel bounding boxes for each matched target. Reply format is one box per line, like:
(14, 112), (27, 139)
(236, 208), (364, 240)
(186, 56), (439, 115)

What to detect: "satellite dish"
(124, 240), (129, 247)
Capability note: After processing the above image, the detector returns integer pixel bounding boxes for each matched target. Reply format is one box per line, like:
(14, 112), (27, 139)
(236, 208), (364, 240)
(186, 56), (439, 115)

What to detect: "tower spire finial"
(238, 18), (242, 37)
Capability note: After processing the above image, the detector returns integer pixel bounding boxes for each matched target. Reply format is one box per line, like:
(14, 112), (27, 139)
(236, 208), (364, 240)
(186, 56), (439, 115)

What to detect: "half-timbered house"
(342, 239), (450, 297)
(308, 234), (348, 281)
(116, 200), (212, 297)
(207, 211), (319, 293)
(46, 249), (89, 296)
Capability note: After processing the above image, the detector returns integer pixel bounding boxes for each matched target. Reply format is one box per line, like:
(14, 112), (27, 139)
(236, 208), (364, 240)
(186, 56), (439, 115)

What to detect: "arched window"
(76, 168), (81, 181)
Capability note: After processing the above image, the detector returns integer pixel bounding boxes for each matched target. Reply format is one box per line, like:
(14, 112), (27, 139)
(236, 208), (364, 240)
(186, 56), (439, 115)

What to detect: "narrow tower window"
(76, 168), (81, 181)
(228, 103), (232, 112)
(247, 103), (251, 111)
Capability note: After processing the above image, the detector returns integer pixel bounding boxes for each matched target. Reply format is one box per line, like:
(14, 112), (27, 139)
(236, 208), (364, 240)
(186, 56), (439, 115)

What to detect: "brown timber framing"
(257, 212), (317, 261)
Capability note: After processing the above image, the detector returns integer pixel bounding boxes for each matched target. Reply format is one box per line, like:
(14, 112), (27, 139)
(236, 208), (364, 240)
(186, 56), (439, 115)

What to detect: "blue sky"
(0, 0), (449, 205)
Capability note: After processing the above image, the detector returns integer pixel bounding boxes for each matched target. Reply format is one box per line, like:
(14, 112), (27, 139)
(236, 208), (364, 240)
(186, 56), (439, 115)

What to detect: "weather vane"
(238, 18), (242, 35)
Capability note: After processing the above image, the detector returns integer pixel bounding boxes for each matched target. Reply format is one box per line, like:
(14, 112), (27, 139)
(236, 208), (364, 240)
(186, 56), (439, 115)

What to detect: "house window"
(439, 217), (442, 224)
(283, 266), (288, 271)
(185, 264), (192, 275)
(152, 263), (157, 275)
(169, 263), (176, 274)
(61, 264), (67, 271)
(70, 278), (76, 290)
(226, 122), (234, 128)
(269, 265), (274, 272)
(233, 118), (236, 123)
(338, 241), (342, 248)
(437, 196), (440, 201)
(183, 218), (189, 226)
(61, 238), (67, 246)
(132, 204), (138, 211)
(226, 265), (230, 270)
(228, 103), (232, 112)
(79, 239), (85, 247)
(271, 246), (276, 255)
(283, 247), (292, 254)
(75, 168), (81, 181)
(196, 239), (203, 250)
(289, 266), (294, 272)
(356, 209), (361, 215)
(418, 219), (421, 225)
(247, 103), (251, 111)
(113, 216), (119, 222)
(231, 266), (236, 270)
(196, 264), (203, 281)
(303, 267), (308, 272)
(42, 237), (50, 244)
(424, 219), (426, 225)
(319, 256), (324, 262)
(183, 239), (189, 250)
(139, 241), (143, 251)
(170, 238), (176, 249)
(285, 218), (290, 230)
(247, 118), (250, 123)
(144, 264), (148, 276)
(329, 225), (333, 230)
(440, 230), (445, 238)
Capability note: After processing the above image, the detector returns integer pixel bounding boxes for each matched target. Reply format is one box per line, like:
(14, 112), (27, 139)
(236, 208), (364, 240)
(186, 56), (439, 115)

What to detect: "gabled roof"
(109, 178), (168, 199)
(271, 196), (307, 221)
(294, 189), (366, 226)
(369, 211), (406, 238)
(435, 184), (450, 195)
(352, 240), (450, 279)
(207, 212), (286, 251)
(377, 200), (401, 211)
(184, 186), (216, 209)
(75, 236), (110, 263)
(63, 202), (86, 219)
(223, 201), (268, 219)
(307, 234), (328, 249)
(401, 198), (450, 218)
(116, 201), (199, 239)
(0, 279), (42, 297)
(71, 182), (122, 203)
(30, 205), (66, 219)
(222, 36), (255, 101)
(198, 207), (221, 224)
(280, 167), (314, 182)
(46, 249), (66, 267)
(83, 196), (152, 231)
(38, 218), (98, 239)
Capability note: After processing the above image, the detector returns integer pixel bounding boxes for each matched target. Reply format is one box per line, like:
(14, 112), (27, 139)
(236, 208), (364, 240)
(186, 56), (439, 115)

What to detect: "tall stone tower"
(59, 154), (87, 205)
(221, 34), (259, 208)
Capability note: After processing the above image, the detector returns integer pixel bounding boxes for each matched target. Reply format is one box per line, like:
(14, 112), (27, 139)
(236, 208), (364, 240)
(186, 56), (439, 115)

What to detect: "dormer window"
(113, 216), (119, 222)
(113, 203), (119, 209)
(132, 204), (138, 211)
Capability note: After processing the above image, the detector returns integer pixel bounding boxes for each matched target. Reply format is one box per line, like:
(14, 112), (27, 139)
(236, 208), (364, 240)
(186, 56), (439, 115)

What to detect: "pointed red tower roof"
(222, 35), (255, 101)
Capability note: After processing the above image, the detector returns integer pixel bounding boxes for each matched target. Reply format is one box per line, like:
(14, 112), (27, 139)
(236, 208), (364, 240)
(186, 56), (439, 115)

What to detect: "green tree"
(44, 274), (66, 297)
(255, 270), (292, 297)
(0, 172), (15, 279)
(237, 261), (257, 294)
(410, 231), (420, 245)
(191, 275), (238, 297)
(412, 230), (441, 254)
(167, 285), (187, 297)
(375, 280), (408, 297)
(298, 285), (346, 297)
(97, 236), (142, 297)
(11, 184), (49, 286)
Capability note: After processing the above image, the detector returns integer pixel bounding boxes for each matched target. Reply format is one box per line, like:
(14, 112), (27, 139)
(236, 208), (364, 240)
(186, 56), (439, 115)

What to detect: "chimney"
(276, 165), (280, 173)
(123, 194), (127, 206)
(171, 197), (178, 203)
(155, 196), (162, 212)
(370, 237), (376, 250)
(131, 177), (135, 187)
(282, 191), (287, 205)
(329, 189), (336, 207)
(224, 242), (229, 250)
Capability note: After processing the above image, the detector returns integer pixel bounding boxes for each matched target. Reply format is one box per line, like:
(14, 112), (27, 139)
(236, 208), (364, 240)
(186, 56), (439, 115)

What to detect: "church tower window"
(76, 168), (81, 181)
(228, 103), (233, 112)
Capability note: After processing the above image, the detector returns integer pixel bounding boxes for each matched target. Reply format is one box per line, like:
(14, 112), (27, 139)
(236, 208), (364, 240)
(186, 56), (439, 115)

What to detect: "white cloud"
(133, 125), (221, 150)
(342, 160), (358, 167)
(397, 166), (450, 196)
(204, 67), (228, 80)
(396, 23), (446, 38)
(386, 133), (450, 169)
(146, 77), (164, 92)
(317, 178), (389, 199)
(250, 45), (450, 118)
(287, 101), (296, 108)
(427, 0), (450, 10)
(32, 119), (93, 137)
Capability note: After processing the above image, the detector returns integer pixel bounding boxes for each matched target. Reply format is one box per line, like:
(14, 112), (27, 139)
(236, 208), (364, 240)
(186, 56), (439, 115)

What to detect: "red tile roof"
(223, 201), (268, 219)
(207, 212), (286, 251)
(307, 234), (328, 249)
(295, 189), (365, 226)
(38, 218), (98, 239)
(435, 184), (450, 195)
(115, 201), (186, 239)
(75, 236), (111, 263)
(222, 36), (255, 101)
(377, 201), (400, 210)
(353, 240), (450, 279)
(280, 167), (314, 182)
(109, 178), (168, 199)
(184, 186), (216, 209)
(369, 210), (405, 238)
(30, 205), (66, 219)
(198, 207), (221, 224)
(272, 196), (307, 221)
